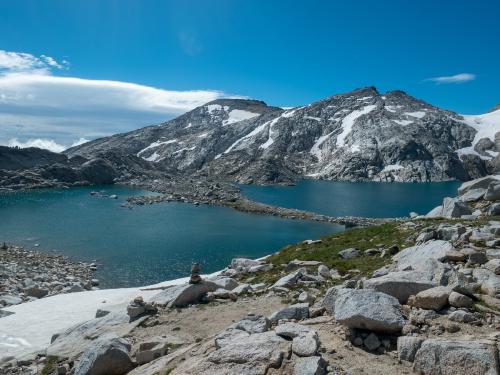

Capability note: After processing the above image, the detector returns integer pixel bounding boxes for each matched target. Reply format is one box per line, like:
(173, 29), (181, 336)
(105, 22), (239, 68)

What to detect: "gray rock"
(231, 258), (262, 269)
(484, 181), (500, 201)
(248, 264), (273, 273)
(275, 323), (312, 339)
(468, 251), (489, 265)
(436, 224), (466, 241)
(409, 286), (451, 311)
(269, 303), (310, 323)
(489, 203), (500, 215)
(293, 356), (326, 375)
(458, 176), (500, 195)
(318, 265), (330, 279)
(321, 286), (342, 314)
(272, 269), (304, 289)
(485, 259), (500, 274)
(394, 240), (453, 272)
(135, 337), (169, 365)
(363, 333), (381, 351)
(441, 197), (472, 218)
(212, 277), (239, 290)
(0, 294), (23, 306)
(232, 283), (252, 295)
(460, 188), (486, 202)
(298, 291), (314, 305)
(413, 339), (499, 375)
(426, 205), (443, 218)
(448, 310), (477, 323)
(371, 266), (390, 278)
(73, 336), (133, 375)
(148, 282), (213, 307)
(329, 268), (341, 279)
(95, 309), (111, 318)
(24, 286), (49, 299)
(397, 336), (423, 362)
(47, 312), (145, 359)
(339, 248), (359, 259)
(363, 271), (436, 304)
(235, 315), (270, 334)
(292, 331), (319, 357)
(333, 289), (405, 333)
(416, 230), (436, 243)
(448, 291), (474, 308)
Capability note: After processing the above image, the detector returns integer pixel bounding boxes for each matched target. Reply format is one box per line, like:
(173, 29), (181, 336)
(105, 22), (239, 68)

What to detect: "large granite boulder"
(269, 303), (309, 323)
(458, 175), (500, 195)
(73, 336), (133, 375)
(148, 281), (215, 307)
(441, 197), (472, 218)
(363, 271), (436, 304)
(484, 181), (500, 201)
(394, 240), (452, 271)
(408, 286), (451, 311)
(413, 339), (499, 375)
(397, 336), (424, 362)
(333, 289), (405, 333)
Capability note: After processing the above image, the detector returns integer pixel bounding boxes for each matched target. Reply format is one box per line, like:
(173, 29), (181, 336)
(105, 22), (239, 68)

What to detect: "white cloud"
(0, 50), (67, 74)
(425, 73), (476, 84)
(7, 137), (89, 153)
(0, 49), (235, 149)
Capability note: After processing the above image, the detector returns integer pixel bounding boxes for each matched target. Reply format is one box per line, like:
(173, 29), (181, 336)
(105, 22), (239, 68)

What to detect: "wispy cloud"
(425, 73), (476, 84)
(0, 49), (233, 152)
(0, 50), (68, 74)
(7, 137), (89, 153)
(178, 31), (203, 56)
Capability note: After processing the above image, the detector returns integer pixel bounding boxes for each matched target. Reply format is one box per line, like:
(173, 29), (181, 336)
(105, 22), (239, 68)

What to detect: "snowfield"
(456, 109), (500, 160)
(0, 272), (219, 359)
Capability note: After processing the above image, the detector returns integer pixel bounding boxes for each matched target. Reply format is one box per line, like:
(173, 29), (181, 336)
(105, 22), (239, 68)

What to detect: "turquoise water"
(241, 180), (461, 218)
(0, 186), (340, 288)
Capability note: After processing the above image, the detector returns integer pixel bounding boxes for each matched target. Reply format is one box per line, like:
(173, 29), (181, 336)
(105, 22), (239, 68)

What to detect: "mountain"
(66, 87), (500, 184)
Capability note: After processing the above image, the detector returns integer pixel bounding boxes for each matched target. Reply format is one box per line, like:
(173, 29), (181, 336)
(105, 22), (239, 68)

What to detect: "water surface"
(241, 179), (461, 218)
(0, 186), (339, 288)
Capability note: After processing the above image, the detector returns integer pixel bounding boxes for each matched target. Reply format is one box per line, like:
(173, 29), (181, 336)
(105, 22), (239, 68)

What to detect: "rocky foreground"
(2, 175), (500, 375)
(0, 245), (99, 313)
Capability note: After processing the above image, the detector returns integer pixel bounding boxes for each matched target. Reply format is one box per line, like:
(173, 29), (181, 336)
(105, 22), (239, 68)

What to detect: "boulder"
(485, 259), (500, 274)
(230, 258), (261, 269)
(293, 356), (326, 375)
(441, 197), (472, 218)
(292, 331), (319, 357)
(248, 264), (273, 273)
(339, 248), (359, 259)
(135, 337), (170, 365)
(458, 175), (500, 195)
(443, 250), (467, 262)
(448, 291), (474, 308)
(275, 323), (312, 339)
(24, 286), (48, 299)
(397, 336), (424, 362)
(449, 310), (477, 323)
(234, 315), (270, 334)
(394, 240), (453, 271)
(73, 336), (133, 375)
(363, 271), (436, 304)
(206, 331), (291, 374)
(459, 188), (486, 202)
(413, 339), (499, 375)
(426, 205), (443, 218)
(484, 182), (500, 201)
(416, 230), (436, 243)
(298, 291), (314, 305)
(363, 332), (381, 351)
(272, 269), (304, 289)
(317, 265), (330, 279)
(436, 224), (467, 241)
(47, 312), (145, 359)
(212, 277), (239, 290)
(489, 203), (500, 215)
(148, 282), (213, 307)
(408, 286), (450, 311)
(269, 303), (310, 323)
(333, 289), (405, 333)
(321, 286), (342, 314)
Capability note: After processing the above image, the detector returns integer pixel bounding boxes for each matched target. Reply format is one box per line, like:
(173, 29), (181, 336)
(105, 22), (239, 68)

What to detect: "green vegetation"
(241, 222), (418, 285)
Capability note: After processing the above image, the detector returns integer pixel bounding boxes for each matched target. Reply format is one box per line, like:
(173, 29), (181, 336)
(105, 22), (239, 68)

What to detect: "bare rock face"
(73, 336), (133, 375)
(333, 289), (406, 333)
(65, 87), (487, 184)
(412, 339), (499, 375)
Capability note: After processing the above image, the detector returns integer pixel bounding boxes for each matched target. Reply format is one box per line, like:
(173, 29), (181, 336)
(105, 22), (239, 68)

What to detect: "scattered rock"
(339, 248), (359, 259)
(397, 336), (423, 362)
(408, 286), (450, 311)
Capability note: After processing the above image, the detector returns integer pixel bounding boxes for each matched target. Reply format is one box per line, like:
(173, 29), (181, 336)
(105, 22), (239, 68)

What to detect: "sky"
(0, 0), (499, 152)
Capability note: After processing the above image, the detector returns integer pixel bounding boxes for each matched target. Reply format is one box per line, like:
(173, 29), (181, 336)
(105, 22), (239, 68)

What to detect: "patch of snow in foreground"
(456, 109), (500, 160)
(222, 109), (259, 126)
(336, 105), (377, 147)
(0, 272), (220, 358)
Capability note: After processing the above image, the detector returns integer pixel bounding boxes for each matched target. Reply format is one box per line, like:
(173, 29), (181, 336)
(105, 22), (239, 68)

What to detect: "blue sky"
(0, 0), (498, 150)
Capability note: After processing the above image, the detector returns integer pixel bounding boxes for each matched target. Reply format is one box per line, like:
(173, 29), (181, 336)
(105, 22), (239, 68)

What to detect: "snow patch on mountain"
(336, 105), (377, 147)
(136, 139), (178, 157)
(456, 109), (500, 160)
(222, 109), (260, 126)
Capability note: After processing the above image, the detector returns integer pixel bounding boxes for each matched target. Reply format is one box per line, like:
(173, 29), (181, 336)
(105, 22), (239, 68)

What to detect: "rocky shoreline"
(0, 244), (99, 312)
(125, 177), (387, 227)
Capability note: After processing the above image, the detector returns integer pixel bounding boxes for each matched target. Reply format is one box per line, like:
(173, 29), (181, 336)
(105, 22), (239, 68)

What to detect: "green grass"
(240, 222), (417, 285)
